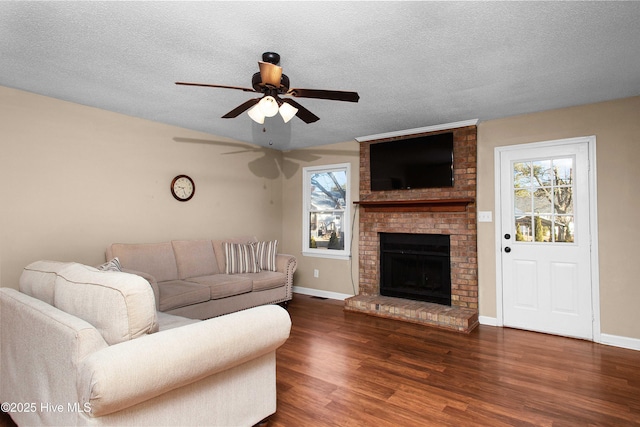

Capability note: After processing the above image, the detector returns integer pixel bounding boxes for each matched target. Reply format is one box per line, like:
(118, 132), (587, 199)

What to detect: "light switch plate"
(478, 211), (493, 222)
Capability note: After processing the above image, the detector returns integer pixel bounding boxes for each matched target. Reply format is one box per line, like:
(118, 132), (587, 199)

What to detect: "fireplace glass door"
(380, 233), (451, 306)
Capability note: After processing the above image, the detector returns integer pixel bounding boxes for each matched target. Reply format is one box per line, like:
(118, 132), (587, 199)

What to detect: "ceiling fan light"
(279, 102), (298, 123)
(247, 104), (265, 124)
(259, 96), (279, 117)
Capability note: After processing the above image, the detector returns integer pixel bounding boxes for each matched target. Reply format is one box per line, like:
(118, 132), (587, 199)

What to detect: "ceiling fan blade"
(221, 98), (261, 118)
(258, 61), (283, 87)
(282, 98), (320, 123)
(286, 88), (360, 102)
(175, 82), (257, 93)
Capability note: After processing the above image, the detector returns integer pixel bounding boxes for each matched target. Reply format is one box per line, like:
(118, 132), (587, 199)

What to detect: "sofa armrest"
(122, 268), (160, 310)
(1, 288), (109, 427)
(276, 254), (297, 301)
(77, 304), (291, 417)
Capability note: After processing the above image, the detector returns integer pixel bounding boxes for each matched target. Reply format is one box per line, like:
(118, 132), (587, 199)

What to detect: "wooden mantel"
(354, 198), (474, 212)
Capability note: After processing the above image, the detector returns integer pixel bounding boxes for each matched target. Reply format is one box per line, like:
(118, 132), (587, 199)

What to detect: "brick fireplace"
(344, 124), (479, 333)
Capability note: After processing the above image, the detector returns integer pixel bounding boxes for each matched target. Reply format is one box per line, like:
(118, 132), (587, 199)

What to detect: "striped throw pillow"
(253, 240), (278, 272)
(98, 257), (122, 272)
(223, 242), (260, 274)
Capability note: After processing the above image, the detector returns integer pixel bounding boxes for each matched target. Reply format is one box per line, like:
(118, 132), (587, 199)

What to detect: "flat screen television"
(369, 132), (454, 191)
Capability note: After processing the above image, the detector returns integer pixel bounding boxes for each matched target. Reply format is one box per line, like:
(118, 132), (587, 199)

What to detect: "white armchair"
(0, 261), (291, 426)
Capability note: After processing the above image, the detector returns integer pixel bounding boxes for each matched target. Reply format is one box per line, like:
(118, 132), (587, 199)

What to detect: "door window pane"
(514, 189), (532, 214)
(554, 215), (574, 242)
(553, 158), (573, 181)
(512, 157), (575, 244)
(532, 160), (553, 186)
(533, 188), (552, 214)
(515, 215), (533, 241)
(554, 187), (574, 214)
(534, 214), (553, 242)
(513, 162), (532, 188)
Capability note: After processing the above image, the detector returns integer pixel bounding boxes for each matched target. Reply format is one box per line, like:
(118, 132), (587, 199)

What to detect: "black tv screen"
(370, 132), (454, 191)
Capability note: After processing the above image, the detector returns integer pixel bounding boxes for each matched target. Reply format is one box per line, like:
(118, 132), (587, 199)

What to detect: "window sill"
(302, 251), (351, 261)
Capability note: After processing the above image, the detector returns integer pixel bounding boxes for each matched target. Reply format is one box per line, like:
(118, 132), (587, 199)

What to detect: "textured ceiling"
(2, 1), (639, 150)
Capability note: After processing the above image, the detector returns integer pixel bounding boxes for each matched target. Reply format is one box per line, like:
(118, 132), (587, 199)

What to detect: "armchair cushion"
(54, 263), (158, 345)
(19, 259), (68, 305)
(19, 260), (158, 346)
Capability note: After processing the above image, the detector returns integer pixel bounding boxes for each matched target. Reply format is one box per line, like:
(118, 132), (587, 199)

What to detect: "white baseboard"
(478, 315), (498, 326)
(599, 333), (640, 351)
(478, 317), (639, 351)
(293, 286), (353, 301)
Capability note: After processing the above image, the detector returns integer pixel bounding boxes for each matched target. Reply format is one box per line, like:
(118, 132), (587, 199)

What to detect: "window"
(512, 157), (575, 243)
(302, 163), (351, 260)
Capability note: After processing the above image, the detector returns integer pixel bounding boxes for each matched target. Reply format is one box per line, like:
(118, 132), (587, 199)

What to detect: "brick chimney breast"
(345, 126), (478, 333)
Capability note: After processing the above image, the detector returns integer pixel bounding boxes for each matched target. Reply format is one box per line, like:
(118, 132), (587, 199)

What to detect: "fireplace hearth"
(379, 233), (451, 306)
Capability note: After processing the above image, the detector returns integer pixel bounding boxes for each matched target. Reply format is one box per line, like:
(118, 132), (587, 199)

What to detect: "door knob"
(504, 247), (511, 253)
(504, 233), (511, 240)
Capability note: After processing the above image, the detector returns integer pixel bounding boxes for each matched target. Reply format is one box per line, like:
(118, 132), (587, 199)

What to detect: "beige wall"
(280, 143), (360, 297)
(0, 86), (283, 289)
(477, 96), (640, 339)
(3, 84), (638, 341)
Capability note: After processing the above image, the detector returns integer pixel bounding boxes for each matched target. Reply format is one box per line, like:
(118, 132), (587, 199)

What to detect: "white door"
(499, 138), (594, 340)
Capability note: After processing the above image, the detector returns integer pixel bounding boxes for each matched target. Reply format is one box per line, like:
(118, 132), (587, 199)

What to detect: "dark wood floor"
(2, 295), (639, 426)
(271, 294), (640, 427)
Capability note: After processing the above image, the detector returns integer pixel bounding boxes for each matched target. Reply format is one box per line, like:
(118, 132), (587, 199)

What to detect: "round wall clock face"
(170, 175), (195, 202)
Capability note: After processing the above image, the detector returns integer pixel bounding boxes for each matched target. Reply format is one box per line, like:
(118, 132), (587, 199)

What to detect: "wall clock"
(170, 175), (195, 202)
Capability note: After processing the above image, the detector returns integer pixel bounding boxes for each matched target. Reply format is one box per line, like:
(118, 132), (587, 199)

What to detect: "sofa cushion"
(212, 236), (257, 272)
(53, 263), (158, 345)
(239, 271), (286, 291)
(223, 242), (260, 274)
(108, 242), (178, 282)
(253, 240), (278, 272)
(172, 240), (219, 279)
(158, 280), (211, 311)
(19, 260), (71, 305)
(187, 274), (253, 299)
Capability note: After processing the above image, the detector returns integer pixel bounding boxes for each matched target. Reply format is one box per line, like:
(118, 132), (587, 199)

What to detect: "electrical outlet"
(478, 211), (493, 222)
(313, 269), (319, 278)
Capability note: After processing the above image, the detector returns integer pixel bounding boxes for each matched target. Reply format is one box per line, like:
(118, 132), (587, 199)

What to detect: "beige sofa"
(0, 260), (291, 426)
(105, 237), (297, 320)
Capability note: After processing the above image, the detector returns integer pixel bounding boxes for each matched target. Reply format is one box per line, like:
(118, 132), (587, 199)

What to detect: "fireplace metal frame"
(379, 232), (452, 306)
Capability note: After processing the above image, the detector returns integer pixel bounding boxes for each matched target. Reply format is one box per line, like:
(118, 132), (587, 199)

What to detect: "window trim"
(302, 163), (351, 260)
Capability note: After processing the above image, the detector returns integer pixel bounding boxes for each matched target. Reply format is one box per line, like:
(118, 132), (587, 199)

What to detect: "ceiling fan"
(176, 52), (359, 124)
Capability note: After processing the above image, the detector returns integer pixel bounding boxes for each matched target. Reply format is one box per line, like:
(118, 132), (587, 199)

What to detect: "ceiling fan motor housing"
(252, 71), (290, 92)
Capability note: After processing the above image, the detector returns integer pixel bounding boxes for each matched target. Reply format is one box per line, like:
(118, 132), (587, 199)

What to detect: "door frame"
(493, 136), (601, 342)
